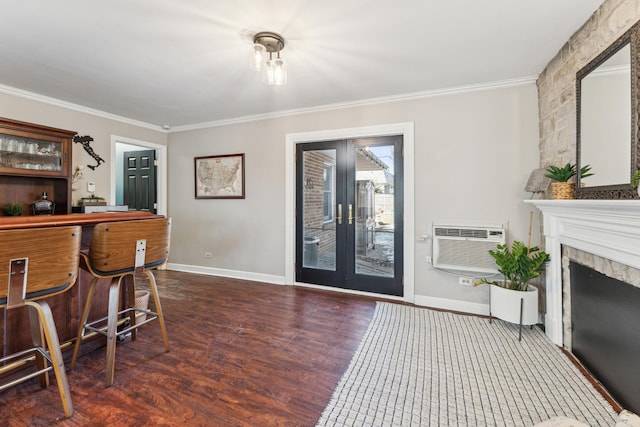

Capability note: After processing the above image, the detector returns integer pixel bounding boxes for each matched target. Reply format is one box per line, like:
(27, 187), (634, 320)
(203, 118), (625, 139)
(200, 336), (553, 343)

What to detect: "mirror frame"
(576, 20), (640, 199)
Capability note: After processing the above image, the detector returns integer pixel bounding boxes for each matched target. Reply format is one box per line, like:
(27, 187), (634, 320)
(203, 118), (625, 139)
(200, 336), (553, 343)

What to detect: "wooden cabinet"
(0, 117), (75, 215)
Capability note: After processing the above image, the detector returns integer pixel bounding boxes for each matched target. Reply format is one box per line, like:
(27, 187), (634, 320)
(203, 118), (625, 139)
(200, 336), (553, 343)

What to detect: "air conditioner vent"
(432, 224), (506, 273)
(434, 227), (505, 240)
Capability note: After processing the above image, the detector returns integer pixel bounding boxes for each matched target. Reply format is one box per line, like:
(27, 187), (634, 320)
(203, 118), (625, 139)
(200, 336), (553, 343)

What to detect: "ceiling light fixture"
(252, 31), (287, 86)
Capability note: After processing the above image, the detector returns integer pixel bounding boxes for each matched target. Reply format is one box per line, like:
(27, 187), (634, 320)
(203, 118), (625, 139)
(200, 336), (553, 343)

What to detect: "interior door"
(296, 136), (403, 296)
(123, 149), (157, 213)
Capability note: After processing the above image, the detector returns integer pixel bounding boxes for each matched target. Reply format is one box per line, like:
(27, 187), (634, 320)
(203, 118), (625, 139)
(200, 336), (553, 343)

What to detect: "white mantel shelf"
(524, 199), (640, 345)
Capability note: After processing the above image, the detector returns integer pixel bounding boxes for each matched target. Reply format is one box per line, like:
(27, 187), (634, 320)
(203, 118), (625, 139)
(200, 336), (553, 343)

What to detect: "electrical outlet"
(459, 277), (474, 286)
(204, 252), (213, 258)
(426, 255), (432, 264)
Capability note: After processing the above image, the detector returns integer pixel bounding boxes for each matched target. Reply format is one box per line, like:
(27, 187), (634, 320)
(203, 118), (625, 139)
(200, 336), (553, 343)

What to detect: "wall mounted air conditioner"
(432, 224), (506, 273)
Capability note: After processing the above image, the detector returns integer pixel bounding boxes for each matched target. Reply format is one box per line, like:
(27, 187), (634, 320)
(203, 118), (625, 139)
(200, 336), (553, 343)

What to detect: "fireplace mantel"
(524, 199), (640, 345)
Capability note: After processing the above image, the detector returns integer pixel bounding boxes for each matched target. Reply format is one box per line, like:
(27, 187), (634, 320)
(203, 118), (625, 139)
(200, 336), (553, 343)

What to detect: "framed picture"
(194, 153), (245, 199)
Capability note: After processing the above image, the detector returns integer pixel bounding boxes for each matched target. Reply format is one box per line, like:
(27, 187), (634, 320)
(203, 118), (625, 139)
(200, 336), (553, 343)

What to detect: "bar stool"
(70, 218), (171, 386)
(0, 225), (82, 418)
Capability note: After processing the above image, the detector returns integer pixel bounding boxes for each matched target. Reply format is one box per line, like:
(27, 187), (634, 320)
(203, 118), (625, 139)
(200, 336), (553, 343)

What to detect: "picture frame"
(194, 153), (245, 199)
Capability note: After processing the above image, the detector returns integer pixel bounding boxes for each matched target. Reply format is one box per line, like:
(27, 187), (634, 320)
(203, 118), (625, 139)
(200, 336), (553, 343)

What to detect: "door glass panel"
(354, 145), (394, 278)
(302, 149), (336, 270)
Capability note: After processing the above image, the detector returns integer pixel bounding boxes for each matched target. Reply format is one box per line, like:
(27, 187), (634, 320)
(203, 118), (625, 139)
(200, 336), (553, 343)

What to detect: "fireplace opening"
(570, 261), (640, 414)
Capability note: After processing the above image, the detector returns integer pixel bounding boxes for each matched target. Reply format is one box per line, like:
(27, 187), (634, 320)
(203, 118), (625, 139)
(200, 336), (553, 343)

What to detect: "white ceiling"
(0, 0), (603, 129)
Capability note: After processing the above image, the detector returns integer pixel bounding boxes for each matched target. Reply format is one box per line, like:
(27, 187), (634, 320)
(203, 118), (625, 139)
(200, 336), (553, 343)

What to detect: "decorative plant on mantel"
(632, 170), (640, 189)
(478, 241), (550, 291)
(544, 163), (593, 199)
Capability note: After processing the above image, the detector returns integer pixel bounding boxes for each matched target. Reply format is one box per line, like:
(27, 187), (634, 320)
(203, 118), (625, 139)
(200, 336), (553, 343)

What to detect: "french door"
(295, 136), (403, 296)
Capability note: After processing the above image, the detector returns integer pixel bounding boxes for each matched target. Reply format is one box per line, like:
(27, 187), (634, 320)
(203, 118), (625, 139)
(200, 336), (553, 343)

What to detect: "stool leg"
(28, 306), (50, 388)
(27, 301), (74, 418)
(105, 276), (123, 387)
(146, 271), (169, 351)
(126, 274), (138, 341)
(70, 276), (99, 370)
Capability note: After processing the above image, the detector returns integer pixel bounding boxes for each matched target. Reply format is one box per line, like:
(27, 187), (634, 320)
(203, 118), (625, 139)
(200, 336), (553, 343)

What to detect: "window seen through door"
(323, 164), (335, 223)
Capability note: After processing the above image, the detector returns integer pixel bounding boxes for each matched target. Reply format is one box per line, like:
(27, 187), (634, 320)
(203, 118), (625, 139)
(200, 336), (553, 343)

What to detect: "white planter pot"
(490, 284), (539, 328)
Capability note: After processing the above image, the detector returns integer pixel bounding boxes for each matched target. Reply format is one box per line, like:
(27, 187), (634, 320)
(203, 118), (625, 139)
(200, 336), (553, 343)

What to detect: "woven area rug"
(317, 302), (617, 426)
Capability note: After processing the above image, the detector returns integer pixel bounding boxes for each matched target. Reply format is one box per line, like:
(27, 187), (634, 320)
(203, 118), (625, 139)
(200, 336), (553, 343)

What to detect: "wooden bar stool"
(0, 225), (82, 418)
(70, 218), (171, 386)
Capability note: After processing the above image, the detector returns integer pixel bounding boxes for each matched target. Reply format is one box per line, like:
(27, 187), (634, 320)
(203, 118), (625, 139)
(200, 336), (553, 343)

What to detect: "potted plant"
(544, 162), (593, 199)
(79, 195), (106, 206)
(632, 170), (640, 197)
(2, 202), (23, 216)
(478, 241), (550, 340)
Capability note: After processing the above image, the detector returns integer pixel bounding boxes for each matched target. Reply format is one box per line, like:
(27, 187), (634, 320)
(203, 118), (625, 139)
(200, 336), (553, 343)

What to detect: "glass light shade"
(263, 58), (287, 86)
(252, 43), (266, 71)
(272, 58), (287, 85)
(263, 58), (274, 84)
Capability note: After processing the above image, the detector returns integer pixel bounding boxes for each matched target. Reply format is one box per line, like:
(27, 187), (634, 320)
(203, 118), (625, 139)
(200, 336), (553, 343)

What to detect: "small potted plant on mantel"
(476, 240), (550, 340)
(632, 170), (640, 197)
(544, 162), (593, 199)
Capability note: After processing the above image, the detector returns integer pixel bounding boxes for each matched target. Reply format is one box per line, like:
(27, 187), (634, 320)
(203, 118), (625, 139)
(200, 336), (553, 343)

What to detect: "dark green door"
(123, 149), (157, 213)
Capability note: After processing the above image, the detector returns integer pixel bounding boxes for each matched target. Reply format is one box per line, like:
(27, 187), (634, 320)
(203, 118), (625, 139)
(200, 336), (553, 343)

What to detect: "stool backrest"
(0, 225), (82, 307)
(86, 218), (171, 276)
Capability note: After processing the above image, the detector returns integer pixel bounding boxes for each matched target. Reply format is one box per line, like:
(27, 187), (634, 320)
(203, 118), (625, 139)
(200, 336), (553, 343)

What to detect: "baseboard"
(166, 263), (287, 286)
(414, 295), (489, 316)
(165, 264), (489, 315)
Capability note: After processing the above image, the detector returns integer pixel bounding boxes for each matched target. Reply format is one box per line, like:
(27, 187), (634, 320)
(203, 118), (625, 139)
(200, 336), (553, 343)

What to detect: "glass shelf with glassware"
(0, 133), (64, 174)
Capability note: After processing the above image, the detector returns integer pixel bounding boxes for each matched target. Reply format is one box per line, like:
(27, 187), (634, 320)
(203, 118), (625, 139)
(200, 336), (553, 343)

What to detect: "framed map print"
(194, 153), (245, 199)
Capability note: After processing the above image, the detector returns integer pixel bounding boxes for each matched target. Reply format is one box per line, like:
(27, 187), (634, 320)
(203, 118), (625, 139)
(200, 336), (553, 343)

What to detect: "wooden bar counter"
(0, 212), (162, 365)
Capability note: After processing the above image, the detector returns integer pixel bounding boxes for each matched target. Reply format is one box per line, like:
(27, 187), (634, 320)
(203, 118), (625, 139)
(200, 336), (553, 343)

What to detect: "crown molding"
(0, 75), (536, 134)
(170, 75), (537, 133)
(0, 83), (166, 132)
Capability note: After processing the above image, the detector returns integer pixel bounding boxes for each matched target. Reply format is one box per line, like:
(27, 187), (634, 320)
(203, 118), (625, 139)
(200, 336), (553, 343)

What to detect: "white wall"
(167, 81), (541, 310)
(0, 79), (539, 311)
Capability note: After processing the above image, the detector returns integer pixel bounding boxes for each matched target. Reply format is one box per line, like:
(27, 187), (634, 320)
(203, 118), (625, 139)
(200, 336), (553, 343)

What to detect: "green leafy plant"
(2, 202), (23, 216)
(544, 163), (575, 182)
(632, 170), (640, 188)
(579, 164), (594, 179)
(478, 241), (550, 291)
(544, 163), (593, 182)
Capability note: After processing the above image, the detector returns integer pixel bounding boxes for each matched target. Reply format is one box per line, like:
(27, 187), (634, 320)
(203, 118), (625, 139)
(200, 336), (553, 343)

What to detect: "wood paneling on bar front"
(0, 212), (161, 360)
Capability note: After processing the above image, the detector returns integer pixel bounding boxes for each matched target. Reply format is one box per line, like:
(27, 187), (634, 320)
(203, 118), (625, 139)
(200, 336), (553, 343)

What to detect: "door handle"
(337, 204), (342, 225)
(348, 204), (353, 225)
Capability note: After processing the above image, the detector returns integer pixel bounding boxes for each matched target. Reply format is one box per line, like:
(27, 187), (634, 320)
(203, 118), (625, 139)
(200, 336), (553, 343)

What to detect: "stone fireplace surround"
(524, 199), (640, 346)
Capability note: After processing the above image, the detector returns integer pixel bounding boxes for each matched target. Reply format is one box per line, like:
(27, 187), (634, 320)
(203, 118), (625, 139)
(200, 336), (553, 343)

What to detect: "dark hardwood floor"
(0, 270), (377, 426)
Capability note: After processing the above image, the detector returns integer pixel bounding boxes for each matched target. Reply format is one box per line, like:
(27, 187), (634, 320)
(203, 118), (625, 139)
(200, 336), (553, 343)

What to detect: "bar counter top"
(0, 211), (162, 230)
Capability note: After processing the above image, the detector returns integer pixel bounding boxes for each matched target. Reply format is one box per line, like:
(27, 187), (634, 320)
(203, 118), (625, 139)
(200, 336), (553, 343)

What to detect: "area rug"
(316, 302), (617, 426)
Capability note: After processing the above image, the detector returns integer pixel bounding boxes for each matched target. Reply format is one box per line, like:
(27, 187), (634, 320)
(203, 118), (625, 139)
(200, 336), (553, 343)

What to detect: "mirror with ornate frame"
(576, 20), (640, 199)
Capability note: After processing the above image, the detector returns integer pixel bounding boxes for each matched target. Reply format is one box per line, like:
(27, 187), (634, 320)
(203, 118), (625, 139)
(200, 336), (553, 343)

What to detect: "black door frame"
(295, 136), (404, 296)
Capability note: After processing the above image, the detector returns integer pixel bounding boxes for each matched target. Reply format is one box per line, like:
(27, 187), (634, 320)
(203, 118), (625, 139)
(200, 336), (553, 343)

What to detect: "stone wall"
(537, 0), (640, 167)
(539, 0), (640, 356)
